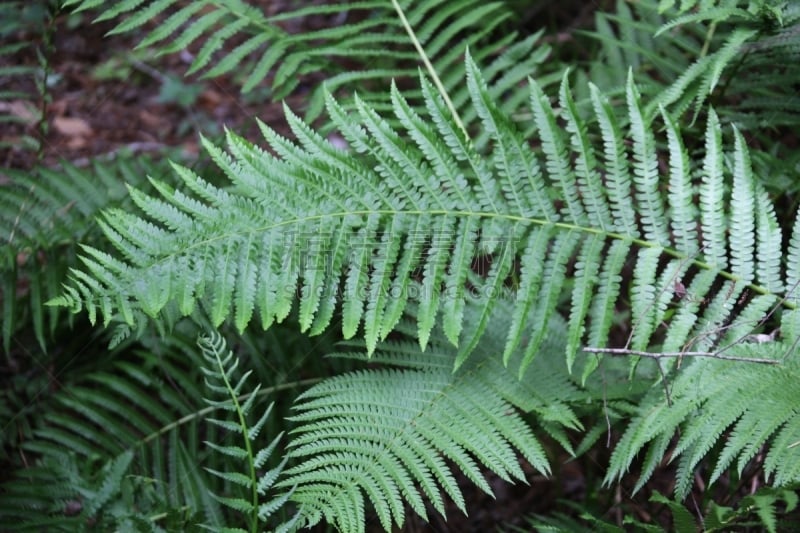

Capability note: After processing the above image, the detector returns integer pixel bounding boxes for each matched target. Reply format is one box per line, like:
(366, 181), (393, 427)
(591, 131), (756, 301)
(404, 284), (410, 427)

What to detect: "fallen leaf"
(139, 109), (164, 129)
(53, 116), (93, 137)
(199, 88), (222, 109)
(66, 136), (88, 149)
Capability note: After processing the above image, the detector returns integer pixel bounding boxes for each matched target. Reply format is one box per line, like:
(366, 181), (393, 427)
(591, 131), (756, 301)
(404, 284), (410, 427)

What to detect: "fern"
(198, 332), (299, 533)
(63, 0), (550, 121)
(278, 303), (582, 531)
(0, 447), (213, 531)
(52, 55), (800, 525)
(607, 310), (800, 499)
(56, 57), (794, 380)
(10, 1), (800, 529)
(584, 0), (800, 129)
(1, 154), (174, 353)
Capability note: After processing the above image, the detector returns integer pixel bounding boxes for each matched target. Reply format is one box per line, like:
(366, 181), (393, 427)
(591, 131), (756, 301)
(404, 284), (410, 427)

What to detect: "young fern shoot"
(199, 333), (299, 533)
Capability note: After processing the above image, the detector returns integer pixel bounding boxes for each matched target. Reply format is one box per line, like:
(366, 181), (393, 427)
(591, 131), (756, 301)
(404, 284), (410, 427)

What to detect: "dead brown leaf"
(53, 116), (93, 137)
(138, 109), (165, 129)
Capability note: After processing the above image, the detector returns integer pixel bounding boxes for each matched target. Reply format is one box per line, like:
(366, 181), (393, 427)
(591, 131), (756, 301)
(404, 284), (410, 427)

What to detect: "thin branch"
(582, 346), (781, 364)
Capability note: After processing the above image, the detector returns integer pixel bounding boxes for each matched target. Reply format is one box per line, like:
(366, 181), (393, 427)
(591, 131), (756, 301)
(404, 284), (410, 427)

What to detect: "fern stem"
(699, 21), (717, 58)
(390, 0), (469, 139)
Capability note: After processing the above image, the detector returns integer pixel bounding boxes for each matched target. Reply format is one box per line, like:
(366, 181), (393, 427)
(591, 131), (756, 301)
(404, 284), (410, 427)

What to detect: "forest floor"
(2, 15), (287, 172)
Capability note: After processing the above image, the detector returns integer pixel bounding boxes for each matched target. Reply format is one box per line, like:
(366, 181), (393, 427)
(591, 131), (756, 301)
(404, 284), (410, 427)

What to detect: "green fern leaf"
(730, 126), (757, 283)
(662, 105), (697, 255)
(608, 308), (800, 498)
(560, 73), (612, 231)
(199, 332), (298, 531)
(64, 0), (547, 126)
(589, 83), (637, 235)
(56, 58), (798, 385)
(529, 78), (585, 224)
(566, 236), (603, 370)
(279, 303), (573, 531)
(627, 71), (669, 246)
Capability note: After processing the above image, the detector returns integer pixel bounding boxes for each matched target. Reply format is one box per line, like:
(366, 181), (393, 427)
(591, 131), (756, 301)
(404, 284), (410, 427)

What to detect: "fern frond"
(0, 450), (177, 531)
(1, 155), (173, 353)
(56, 58), (798, 381)
(198, 332), (298, 532)
(279, 303), (580, 532)
(607, 310), (800, 499)
(586, 0), (800, 129)
(64, 0), (550, 122)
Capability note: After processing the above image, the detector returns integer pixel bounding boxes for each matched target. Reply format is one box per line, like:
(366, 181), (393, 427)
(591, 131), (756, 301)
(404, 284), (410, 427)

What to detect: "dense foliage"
(2, 0), (800, 531)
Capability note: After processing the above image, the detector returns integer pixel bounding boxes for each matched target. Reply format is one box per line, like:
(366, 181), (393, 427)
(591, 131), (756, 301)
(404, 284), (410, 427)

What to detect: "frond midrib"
(88, 205), (789, 313)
